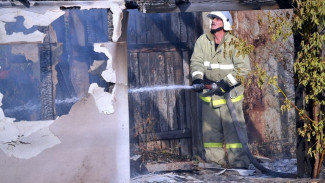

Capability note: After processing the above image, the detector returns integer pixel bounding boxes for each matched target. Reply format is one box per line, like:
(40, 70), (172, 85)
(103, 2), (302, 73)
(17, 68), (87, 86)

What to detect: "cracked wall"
(0, 1), (129, 183)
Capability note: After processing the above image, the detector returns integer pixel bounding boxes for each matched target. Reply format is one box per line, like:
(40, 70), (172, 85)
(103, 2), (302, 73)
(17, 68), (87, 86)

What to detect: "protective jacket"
(190, 31), (251, 168)
(190, 32), (251, 107)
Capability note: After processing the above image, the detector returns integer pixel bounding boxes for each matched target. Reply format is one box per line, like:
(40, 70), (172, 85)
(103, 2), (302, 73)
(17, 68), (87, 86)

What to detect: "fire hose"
(193, 83), (297, 178)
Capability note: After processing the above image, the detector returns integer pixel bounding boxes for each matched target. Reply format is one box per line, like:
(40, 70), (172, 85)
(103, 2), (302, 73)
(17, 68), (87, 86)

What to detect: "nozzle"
(204, 83), (218, 90)
(192, 83), (205, 91)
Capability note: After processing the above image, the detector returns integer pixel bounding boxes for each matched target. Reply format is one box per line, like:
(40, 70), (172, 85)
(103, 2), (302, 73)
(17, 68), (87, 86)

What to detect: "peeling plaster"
(0, 23), (45, 44)
(60, 1), (125, 42)
(88, 83), (115, 114)
(89, 60), (106, 75)
(11, 44), (39, 63)
(0, 93), (60, 159)
(0, 0), (125, 118)
(0, 2), (128, 179)
(89, 43), (118, 115)
(0, 1), (125, 44)
(0, 8), (65, 44)
(110, 3), (124, 42)
(94, 43), (116, 83)
(0, 8), (64, 29)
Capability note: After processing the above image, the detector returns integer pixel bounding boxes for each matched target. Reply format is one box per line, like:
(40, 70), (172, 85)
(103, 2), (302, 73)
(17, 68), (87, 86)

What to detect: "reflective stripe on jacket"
(200, 94), (244, 107)
(204, 142), (243, 149)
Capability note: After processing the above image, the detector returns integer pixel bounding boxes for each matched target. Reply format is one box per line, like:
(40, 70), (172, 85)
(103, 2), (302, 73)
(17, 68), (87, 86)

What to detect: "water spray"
(128, 83), (216, 93)
(128, 85), (194, 93)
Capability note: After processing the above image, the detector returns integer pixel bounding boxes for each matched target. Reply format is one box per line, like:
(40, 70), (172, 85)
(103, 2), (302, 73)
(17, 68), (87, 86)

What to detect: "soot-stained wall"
(1, 9), (110, 121)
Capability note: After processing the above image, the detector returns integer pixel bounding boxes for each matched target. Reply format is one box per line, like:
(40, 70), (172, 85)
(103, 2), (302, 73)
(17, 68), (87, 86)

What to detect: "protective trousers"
(202, 100), (250, 168)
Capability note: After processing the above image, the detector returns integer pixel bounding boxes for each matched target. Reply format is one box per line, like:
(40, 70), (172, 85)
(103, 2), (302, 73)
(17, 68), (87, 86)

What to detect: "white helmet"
(207, 11), (233, 31)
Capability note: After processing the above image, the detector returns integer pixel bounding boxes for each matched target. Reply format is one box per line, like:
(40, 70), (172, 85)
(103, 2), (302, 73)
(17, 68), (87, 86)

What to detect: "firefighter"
(190, 11), (251, 169)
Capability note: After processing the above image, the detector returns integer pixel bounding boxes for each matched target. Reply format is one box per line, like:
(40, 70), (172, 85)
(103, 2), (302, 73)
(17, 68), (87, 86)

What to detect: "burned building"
(0, 0), (299, 182)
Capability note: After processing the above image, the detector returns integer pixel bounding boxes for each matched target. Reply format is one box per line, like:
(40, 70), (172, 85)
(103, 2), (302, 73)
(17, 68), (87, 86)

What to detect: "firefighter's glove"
(216, 80), (231, 94)
(192, 79), (204, 93)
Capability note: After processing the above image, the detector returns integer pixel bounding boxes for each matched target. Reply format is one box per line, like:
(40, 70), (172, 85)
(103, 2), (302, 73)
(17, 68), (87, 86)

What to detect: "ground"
(131, 158), (325, 183)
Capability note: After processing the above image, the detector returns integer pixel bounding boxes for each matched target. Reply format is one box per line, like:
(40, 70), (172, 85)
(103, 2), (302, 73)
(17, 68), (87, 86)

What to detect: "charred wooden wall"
(127, 10), (203, 158)
(0, 9), (110, 121)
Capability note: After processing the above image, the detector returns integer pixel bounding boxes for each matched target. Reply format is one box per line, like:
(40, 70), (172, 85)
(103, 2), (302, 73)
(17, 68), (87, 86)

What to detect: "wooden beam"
(139, 129), (191, 142)
(126, 0), (293, 13)
(0, 1), (122, 8)
(0, 0), (293, 11)
(128, 43), (188, 53)
(39, 26), (55, 120)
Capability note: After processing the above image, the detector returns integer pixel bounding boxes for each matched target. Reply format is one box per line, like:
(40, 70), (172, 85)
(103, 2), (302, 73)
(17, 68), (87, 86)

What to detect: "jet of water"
(128, 85), (193, 93)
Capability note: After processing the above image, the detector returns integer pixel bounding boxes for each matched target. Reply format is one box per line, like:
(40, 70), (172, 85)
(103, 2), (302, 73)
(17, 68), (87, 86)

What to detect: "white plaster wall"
(0, 89), (128, 183)
(0, 1), (130, 182)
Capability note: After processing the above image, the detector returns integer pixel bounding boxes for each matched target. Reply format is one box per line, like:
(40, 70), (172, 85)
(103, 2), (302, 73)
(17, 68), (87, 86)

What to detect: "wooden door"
(127, 10), (203, 158)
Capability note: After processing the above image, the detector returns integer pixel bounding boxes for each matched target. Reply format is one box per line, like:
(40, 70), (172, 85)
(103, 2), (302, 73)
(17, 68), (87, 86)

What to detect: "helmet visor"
(207, 14), (222, 20)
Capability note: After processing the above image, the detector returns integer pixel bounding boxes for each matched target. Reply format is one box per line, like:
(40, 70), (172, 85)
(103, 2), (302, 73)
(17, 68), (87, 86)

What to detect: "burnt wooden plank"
(165, 51), (178, 130)
(138, 52), (151, 143)
(174, 51), (185, 130)
(128, 43), (188, 53)
(174, 51), (188, 156)
(182, 51), (192, 129)
(153, 14), (165, 43)
(140, 50), (158, 150)
(145, 13), (156, 44)
(129, 52), (143, 138)
(179, 13), (188, 43)
(154, 12), (178, 43)
(136, 11), (147, 44)
(133, 97), (143, 136)
(127, 10), (137, 44)
(170, 13), (181, 43)
(128, 52), (140, 90)
(140, 129), (191, 142)
(85, 9), (108, 43)
(149, 52), (161, 133)
(185, 12), (202, 157)
(161, 13), (171, 43)
(39, 26), (55, 120)
(107, 9), (114, 42)
(191, 96), (203, 157)
(138, 53), (150, 84)
(152, 52), (169, 132)
(128, 92), (136, 141)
